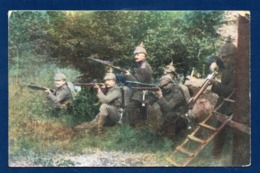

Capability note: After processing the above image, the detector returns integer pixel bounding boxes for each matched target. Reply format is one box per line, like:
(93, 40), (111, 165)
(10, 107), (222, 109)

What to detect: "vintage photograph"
(8, 11), (250, 167)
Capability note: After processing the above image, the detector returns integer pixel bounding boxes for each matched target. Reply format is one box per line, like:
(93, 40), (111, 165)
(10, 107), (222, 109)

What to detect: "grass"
(8, 72), (233, 167)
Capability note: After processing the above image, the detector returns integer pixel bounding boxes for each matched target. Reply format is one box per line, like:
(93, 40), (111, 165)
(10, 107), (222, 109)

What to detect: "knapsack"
(178, 84), (191, 103)
(67, 81), (77, 100)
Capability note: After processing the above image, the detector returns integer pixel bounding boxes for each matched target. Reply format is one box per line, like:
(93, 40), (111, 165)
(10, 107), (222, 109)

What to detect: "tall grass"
(8, 60), (175, 166)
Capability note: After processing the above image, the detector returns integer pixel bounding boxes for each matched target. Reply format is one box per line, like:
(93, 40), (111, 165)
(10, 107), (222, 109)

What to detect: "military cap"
(164, 62), (176, 73)
(134, 42), (147, 55)
(218, 36), (237, 57)
(54, 73), (67, 81)
(159, 74), (174, 87)
(104, 73), (116, 80)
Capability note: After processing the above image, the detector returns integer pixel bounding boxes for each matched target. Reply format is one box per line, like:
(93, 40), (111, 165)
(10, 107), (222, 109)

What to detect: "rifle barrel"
(125, 80), (158, 87)
(73, 83), (104, 86)
(132, 87), (159, 91)
(87, 57), (127, 73)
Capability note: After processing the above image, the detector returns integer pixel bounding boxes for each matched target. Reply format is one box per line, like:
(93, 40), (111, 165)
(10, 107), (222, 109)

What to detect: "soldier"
(163, 62), (179, 84)
(74, 73), (122, 135)
(123, 42), (153, 126)
(209, 37), (237, 157)
(153, 75), (187, 139)
(45, 73), (75, 109)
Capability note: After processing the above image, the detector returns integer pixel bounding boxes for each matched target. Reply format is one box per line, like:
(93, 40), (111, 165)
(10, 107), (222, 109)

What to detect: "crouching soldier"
(45, 73), (75, 110)
(74, 73), (122, 135)
(153, 75), (188, 139)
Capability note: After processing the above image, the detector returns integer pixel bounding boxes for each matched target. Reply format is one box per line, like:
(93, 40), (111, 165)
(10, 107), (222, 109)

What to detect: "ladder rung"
(165, 157), (182, 166)
(199, 123), (217, 131)
(223, 98), (235, 103)
(212, 111), (229, 118)
(188, 135), (205, 144)
(176, 146), (194, 157)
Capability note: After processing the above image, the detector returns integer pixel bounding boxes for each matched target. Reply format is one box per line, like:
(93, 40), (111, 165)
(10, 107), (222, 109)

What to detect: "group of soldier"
(44, 38), (237, 158)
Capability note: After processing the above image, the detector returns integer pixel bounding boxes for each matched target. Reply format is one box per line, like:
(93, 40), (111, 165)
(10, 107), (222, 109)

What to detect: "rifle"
(187, 71), (218, 106)
(132, 87), (160, 91)
(182, 71), (218, 129)
(25, 83), (55, 93)
(125, 80), (158, 87)
(73, 82), (105, 87)
(87, 57), (127, 73)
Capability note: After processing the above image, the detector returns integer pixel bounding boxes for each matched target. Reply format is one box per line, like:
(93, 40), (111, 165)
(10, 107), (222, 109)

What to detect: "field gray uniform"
(211, 37), (237, 157)
(125, 60), (153, 126)
(212, 64), (235, 156)
(211, 65), (235, 115)
(97, 84), (122, 125)
(156, 84), (187, 138)
(47, 84), (72, 109)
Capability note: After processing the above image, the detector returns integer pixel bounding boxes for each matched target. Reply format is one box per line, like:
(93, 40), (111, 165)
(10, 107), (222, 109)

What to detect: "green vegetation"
(8, 11), (232, 166)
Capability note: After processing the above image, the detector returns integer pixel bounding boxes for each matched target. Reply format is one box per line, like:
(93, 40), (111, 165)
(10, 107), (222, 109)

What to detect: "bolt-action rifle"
(24, 83), (55, 93)
(182, 71), (218, 129)
(125, 80), (158, 87)
(186, 70), (218, 107)
(132, 87), (160, 91)
(87, 57), (127, 73)
(73, 82), (105, 87)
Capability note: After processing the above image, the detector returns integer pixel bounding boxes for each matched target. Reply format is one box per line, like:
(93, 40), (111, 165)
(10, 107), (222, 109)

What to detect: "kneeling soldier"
(74, 73), (122, 135)
(154, 75), (187, 139)
(45, 73), (74, 109)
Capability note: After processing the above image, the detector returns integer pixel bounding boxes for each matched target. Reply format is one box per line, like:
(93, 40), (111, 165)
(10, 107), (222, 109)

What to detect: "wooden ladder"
(166, 91), (235, 167)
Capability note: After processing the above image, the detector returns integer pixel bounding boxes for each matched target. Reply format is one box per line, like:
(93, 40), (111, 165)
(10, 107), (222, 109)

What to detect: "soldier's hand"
(210, 62), (219, 72)
(44, 88), (51, 93)
(94, 84), (101, 92)
(125, 70), (131, 76)
(94, 84), (100, 89)
(156, 88), (163, 98)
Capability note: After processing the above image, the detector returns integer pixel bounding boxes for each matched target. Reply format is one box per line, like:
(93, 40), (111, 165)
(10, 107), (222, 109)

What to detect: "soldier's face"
(160, 80), (172, 90)
(134, 53), (146, 62)
(221, 55), (234, 68)
(104, 79), (115, 88)
(54, 80), (66, 88)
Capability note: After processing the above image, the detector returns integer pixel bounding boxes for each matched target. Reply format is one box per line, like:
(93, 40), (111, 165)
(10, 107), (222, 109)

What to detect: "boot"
(97, 114), (105, 135)
(73, 121), (97, 131)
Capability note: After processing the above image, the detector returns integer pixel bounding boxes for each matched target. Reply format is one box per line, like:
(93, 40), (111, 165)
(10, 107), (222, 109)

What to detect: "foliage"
(9, 11), (226, 80)
(8, 11), (232, 166)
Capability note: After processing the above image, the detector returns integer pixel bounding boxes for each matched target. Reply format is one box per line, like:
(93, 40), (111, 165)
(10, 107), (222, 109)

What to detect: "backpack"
(67, 81), (77, 100)
(178, 84), (191, 103)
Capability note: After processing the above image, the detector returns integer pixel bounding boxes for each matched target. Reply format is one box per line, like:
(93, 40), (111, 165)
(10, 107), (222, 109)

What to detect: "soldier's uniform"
(124, 43), (153, 126)
(74, 73), (122, 135)
(96, 82), (122, 126)
(47, 73), (73, 109)
(211, 37), (237, 157)
(155, 75), (187, 138)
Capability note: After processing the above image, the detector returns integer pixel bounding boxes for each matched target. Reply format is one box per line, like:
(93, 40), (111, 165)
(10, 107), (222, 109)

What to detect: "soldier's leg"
(105, 105), (120, 126)
(124, 100), (142, 126)
(212, 123), (228, 157)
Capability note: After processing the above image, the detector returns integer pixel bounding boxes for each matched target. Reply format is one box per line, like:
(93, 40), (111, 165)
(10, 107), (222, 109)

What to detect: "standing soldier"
(45, 73), (75, 110)
(209, 37), (237, 157)
(124, 42), (153, 126)
(74, 73), (122, 135)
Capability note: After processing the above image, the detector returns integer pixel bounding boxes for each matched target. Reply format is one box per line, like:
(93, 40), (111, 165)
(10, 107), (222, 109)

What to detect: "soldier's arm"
(157, 89), (184, 113)
(212, 71), (235, 97)
(97, 89), (121, 104)
(47, 88), (71, 105)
